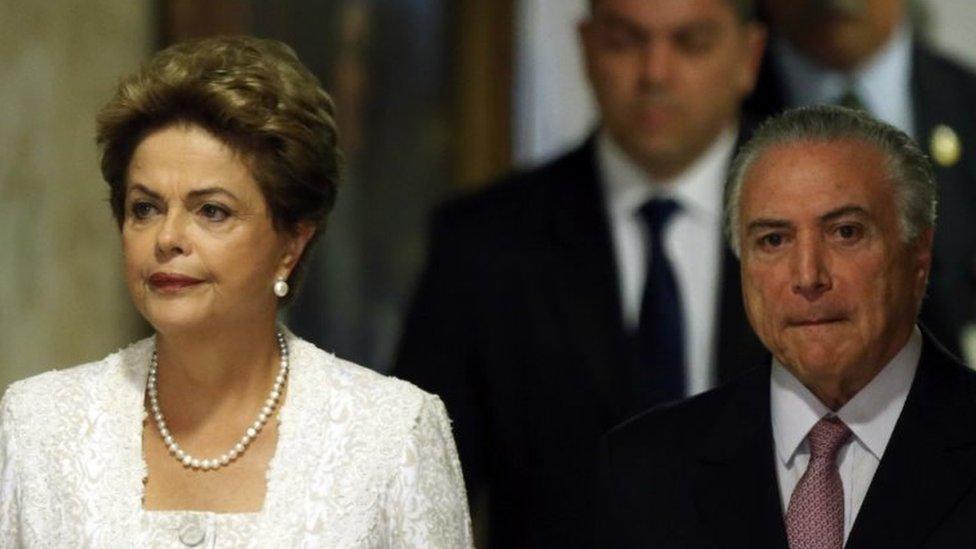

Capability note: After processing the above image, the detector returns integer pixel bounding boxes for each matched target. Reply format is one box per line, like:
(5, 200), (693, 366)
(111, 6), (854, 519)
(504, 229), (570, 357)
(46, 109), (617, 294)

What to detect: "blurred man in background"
(747, 0), (976, 360)
(395, 0), (766, 546)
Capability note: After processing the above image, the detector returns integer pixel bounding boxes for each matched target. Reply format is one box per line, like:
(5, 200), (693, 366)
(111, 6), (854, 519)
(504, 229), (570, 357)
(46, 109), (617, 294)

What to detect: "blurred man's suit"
(394, 130), (770, 547)
(745, 25), (976, 358)
(394, 1), (769, 545)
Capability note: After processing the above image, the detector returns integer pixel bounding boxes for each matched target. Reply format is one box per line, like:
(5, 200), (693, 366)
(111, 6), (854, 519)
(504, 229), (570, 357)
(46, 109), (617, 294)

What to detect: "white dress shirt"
(772, 22), (916, 137)
(771, 326), (922, 542)
(596, 128), (735, 396)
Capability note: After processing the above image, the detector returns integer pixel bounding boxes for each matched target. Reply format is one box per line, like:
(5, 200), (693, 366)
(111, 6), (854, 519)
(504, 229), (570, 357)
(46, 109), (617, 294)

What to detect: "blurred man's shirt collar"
(595, 127), (735, 394)
(596, 127), (735, 221)
(772, 21), (915, 137)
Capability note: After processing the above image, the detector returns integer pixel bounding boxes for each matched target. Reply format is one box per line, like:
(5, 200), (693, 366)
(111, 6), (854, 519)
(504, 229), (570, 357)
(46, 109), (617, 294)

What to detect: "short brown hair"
(589, 0), (756, 21)
(97, 35), (341, 292)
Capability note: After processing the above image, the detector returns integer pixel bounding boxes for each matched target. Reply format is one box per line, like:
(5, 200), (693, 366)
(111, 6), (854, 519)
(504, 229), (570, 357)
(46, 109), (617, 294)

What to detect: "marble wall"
(0, 1), (152, 391)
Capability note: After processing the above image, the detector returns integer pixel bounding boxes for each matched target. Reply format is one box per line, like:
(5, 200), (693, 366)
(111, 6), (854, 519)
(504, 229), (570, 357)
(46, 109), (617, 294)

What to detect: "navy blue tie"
(631, 198), (686, 410)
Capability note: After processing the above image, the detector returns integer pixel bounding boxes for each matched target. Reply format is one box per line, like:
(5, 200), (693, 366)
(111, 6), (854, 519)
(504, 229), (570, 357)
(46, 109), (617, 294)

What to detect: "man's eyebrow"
(746, 218), (792, 233)
(819, 205), (871, 223)
(674, 20), (721, 35)
(744, 206), (872, 233)
(593, 12), (647, 36)
(595, 13), (720, 37)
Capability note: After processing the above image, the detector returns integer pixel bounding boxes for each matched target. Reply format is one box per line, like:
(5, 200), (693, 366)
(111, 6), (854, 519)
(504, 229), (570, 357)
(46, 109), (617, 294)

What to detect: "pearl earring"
(273, 277), (289, 298)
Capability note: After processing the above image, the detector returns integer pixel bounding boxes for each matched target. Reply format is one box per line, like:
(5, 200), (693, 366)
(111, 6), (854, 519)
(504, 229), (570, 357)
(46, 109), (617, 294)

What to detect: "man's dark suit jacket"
(598, 330), (976, 548)
(394, 139), (768, 548)
(745, 41), (976, 358)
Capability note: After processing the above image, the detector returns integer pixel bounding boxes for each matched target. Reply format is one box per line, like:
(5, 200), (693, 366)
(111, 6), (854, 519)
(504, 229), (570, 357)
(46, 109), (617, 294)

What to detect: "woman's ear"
(277, 221), (317, 277)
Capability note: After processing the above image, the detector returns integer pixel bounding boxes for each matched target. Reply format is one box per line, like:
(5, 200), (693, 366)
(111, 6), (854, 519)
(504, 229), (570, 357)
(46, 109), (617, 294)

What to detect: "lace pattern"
(143, 510), (259, 548)
(0, 330), (473, 548)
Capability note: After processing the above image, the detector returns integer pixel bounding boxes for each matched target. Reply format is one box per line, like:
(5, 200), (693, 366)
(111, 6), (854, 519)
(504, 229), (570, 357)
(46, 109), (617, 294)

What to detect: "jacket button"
(179, 520), (206, 546)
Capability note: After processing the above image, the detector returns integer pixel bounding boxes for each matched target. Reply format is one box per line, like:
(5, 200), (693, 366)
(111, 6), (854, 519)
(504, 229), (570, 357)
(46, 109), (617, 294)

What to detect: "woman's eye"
(199, 203), (230, 221)
(130, 201), (157, 220)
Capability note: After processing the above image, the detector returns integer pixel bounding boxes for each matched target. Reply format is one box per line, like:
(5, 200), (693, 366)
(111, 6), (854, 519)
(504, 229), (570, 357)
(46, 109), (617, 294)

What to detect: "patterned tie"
(786, 416), (853, 549)
(630, 198), (685, 411)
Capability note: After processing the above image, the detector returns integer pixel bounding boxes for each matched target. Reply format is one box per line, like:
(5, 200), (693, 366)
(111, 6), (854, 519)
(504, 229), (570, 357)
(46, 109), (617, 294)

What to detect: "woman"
(0, 36), (472, 547)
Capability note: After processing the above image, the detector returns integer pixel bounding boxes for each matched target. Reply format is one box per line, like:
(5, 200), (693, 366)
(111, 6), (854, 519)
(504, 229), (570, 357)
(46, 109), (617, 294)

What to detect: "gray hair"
(725, 105), (937, 257)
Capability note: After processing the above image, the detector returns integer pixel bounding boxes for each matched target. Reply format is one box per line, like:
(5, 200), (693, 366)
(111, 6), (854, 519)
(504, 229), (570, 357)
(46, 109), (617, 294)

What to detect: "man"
(746, 0), (976, 359)
(599, 106), (976, 548)
(395, 0), (766, 546)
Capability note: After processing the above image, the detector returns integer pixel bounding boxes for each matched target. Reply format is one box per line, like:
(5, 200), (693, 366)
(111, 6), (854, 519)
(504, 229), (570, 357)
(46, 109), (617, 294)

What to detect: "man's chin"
(622, 138), (695, 179)
(777, 336), (853, 373)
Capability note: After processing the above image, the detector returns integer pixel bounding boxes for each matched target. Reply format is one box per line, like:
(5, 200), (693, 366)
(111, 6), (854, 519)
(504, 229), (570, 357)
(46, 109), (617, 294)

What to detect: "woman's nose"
(155, 211), (189, 258)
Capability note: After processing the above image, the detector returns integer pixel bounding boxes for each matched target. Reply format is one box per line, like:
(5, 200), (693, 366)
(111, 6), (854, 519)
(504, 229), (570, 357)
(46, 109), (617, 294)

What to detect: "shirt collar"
(596, 126), (736, 223)
(772, 22), (915, 135)
(770, 326), (922, 466)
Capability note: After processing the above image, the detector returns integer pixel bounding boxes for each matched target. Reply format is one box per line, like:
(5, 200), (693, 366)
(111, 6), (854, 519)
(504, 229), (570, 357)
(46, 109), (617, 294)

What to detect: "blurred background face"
(738, 139), (931, 393)
(763, 0), (905, 70)
(123, 124), (300, 335)
(580, 0), (765, 179)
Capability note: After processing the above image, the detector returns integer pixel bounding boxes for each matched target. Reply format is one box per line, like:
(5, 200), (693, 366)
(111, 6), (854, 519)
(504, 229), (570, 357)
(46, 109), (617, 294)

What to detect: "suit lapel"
(688, 333), (976, 548)
(545, 139), (630, 420)
(691, 367), (790, 548)
(847, 332), (976, 546)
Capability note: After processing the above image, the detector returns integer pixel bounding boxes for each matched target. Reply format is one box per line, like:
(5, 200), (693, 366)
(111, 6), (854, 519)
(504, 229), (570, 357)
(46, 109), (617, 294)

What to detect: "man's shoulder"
(605, 365), (769, 460)
(915, 42), (976, 88)
(917, 332), (976, 404)
(912, 42), (976, 126)
(431, 140), (598, 234)
(597, 365), (771, 547)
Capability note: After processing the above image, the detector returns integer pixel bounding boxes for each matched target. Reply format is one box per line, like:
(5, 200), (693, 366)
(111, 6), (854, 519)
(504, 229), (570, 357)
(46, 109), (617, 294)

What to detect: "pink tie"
(785, 416), (852, 549)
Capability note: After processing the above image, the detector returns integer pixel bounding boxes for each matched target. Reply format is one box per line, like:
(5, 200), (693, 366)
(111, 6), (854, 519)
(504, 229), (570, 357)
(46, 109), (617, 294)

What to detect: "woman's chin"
(139, 300), (216, 335)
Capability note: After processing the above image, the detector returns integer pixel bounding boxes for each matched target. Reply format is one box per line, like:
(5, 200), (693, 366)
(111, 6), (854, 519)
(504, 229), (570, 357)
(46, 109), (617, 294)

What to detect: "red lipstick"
(148, 272), (204, 293)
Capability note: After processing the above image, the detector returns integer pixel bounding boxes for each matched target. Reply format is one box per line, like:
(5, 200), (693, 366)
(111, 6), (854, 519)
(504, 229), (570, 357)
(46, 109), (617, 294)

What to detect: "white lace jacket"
(0, 331), (473, 548)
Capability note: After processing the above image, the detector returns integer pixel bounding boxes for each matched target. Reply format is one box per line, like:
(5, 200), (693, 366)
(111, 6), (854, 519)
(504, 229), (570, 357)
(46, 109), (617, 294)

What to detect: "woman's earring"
(273, 277), (289, 298)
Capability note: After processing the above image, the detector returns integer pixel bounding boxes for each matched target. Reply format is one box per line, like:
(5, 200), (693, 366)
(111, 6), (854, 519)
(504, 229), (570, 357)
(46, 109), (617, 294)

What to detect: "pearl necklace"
(147, 331), (289, 471)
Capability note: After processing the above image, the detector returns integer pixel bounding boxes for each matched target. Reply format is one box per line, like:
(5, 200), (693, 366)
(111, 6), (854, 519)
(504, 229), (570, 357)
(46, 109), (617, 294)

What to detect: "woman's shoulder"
(2, 338), (152, 423)
(287, 335), (443, 424)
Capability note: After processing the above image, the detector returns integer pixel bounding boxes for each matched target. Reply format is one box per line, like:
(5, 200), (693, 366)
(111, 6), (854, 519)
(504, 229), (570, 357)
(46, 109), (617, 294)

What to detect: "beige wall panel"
(927, 0), (976, 71)
(0, 1), (152, 392)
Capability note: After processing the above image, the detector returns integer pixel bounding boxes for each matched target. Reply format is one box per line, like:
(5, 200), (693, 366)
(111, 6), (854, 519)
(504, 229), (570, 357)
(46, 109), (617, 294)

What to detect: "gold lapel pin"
(930, 124), (962, 167)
